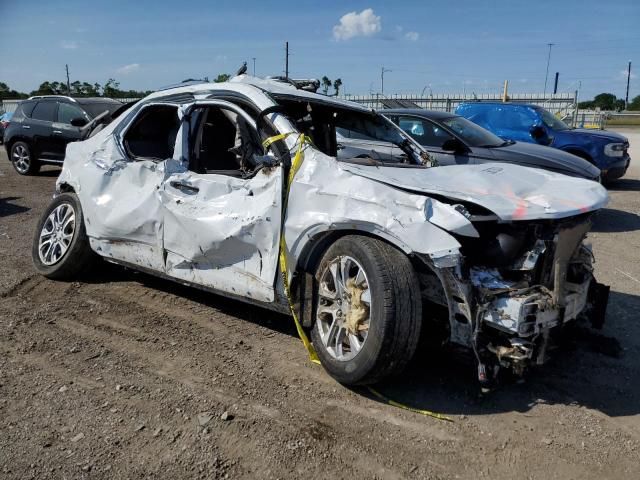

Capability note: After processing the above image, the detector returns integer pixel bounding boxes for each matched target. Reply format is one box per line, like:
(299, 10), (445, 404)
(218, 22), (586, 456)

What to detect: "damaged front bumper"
(421, 215), (610, 378)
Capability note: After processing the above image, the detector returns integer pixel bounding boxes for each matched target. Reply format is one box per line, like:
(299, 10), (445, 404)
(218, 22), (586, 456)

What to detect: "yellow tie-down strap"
(264, 132), (320, 364)
(263, 133), (452, 421)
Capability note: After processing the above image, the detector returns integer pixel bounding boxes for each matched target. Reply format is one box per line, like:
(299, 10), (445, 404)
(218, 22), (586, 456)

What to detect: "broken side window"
(123, 105), (180, 161)
(188, 106), (264, 177)
(273, 96), (429, 167)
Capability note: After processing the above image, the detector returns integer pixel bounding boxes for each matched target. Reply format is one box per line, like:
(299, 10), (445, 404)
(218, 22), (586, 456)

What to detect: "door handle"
(170, 181), (199, 194)
(22, 125), (30, 129)
(53, 130), (63, 134)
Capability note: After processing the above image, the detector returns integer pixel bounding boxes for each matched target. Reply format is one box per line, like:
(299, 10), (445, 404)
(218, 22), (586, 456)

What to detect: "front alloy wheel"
(311, 235), (422, 385)
(316, 255), (372, 361)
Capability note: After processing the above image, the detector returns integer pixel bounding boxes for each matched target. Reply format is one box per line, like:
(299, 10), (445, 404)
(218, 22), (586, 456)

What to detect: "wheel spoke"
(316, 304), (337, 319)
(329, 262), (344, 297)
(339, 257), (350, 294)
(50, 244), (62, 263)
(316, 254), (373, 362)
(348, 333), (363, 352)
(42, 241), (55, 263)
(318, 280), (338, 300)
(334, 327), (346, 357)
(360, 288), (371, 305)
(323, 317), (340, 347)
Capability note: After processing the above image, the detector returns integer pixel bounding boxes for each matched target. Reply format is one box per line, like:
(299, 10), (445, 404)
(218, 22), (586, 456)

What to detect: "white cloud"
(60, 40), (78, 49)
(404, 31), (419, 42)
(332, 8), (381, 41)
(116, 63), (140, 75)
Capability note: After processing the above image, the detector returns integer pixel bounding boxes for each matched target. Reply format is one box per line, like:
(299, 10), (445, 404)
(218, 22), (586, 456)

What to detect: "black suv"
(4, 96), (122, 175)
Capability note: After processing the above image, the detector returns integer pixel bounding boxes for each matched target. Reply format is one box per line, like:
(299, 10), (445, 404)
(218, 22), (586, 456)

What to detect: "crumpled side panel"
(160, 168), (282, 303)
(284, 149), (462, 273)
(58, 134), (165, 271)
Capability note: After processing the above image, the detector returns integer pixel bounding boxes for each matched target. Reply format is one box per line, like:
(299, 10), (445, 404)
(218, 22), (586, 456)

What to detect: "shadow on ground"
(83, 263), (296, 338)
(366, 289), (639, 419)
(607, 178), (640, 192)
(0, 197), (30, 218)
(592, 208), (640, 233)
(83, 265), (640, 419)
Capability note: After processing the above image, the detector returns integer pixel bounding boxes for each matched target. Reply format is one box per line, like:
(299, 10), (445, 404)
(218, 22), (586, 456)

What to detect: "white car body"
(54, 75), (609, 378)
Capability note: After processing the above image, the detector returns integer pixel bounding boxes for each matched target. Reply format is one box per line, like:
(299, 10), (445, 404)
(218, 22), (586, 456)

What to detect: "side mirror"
(441, 138), (466, 153)
(70, 117), (88, 127)
(530, 125), (547, 140)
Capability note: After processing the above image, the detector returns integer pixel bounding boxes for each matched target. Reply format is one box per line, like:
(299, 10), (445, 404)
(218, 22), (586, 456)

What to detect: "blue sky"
(1, 0), (638, 101)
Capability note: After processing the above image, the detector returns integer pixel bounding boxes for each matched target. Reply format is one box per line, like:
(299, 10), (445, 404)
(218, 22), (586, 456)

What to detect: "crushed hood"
(338, 162), (608, 221)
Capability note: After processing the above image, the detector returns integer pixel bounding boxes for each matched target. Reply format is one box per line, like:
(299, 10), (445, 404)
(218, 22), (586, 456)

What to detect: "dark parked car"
(455, 102), (630, 181)
(337, 109), (601, 182)
(0, 111), (13, 143)
(3, 96), (123, 175)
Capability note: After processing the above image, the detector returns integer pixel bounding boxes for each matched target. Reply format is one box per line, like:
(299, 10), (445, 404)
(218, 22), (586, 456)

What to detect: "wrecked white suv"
(32, 76), (610, 386)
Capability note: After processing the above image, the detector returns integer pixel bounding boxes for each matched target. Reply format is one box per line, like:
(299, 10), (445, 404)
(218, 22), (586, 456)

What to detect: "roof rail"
(28, 95), (77, 102)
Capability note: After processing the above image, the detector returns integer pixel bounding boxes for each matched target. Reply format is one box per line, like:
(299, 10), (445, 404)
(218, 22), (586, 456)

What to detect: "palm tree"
(321, 76), (332, 95)
(333, 78), (343, 97)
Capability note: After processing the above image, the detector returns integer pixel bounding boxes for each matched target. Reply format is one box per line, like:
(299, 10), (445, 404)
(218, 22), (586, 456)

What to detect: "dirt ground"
(1, 132), (639, 480)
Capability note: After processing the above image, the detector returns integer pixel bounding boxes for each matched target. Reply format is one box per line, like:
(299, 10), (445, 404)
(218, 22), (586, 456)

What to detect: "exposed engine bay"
(417, 212), (609, 382)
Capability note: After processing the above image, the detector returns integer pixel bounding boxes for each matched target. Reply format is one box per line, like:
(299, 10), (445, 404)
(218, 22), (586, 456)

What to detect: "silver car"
(32, 76), (610, 386)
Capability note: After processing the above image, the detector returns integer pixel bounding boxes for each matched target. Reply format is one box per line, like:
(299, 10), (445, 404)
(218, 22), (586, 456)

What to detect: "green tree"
(0, 82), (28, 100)
(214, 73), (230, 83)
(103, 78), (121, 98)
(333, 78), (342, 96)
(321, 76), (332, 95)
(30, 81), (68, 96)
(592, 93), (618, 110)
(628, 95), (640, 111)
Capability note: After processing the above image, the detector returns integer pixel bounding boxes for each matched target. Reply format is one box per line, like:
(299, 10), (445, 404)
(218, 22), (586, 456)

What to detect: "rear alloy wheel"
(311, 236), (422, 385)
(10, 141), (40, 175)
(32, 193), (96, 280)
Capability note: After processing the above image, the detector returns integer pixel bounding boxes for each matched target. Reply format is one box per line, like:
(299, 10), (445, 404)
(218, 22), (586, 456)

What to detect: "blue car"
(0, 111), (13, 144)
(455, 102), (631, 182)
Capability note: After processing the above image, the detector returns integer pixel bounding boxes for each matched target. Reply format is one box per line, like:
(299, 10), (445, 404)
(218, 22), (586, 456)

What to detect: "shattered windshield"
(273, 95), (431, 167)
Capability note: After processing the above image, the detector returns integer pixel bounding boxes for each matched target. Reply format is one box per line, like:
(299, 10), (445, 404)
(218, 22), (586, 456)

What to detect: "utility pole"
(252, 57), (256, 76)
(543, 43), (554, 98)
(65, 64), (71, 95)
(285, 42), (289, 79)
(381, 66), (391, 95)
(625, 61), (632, 110)
(553, 72), (559, 94)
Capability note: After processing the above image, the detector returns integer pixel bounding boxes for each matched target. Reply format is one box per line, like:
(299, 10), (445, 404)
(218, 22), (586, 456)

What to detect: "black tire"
(310, 235), (422, 385)
(32, 193), (96, 280)
(10, 141), (40, 175)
